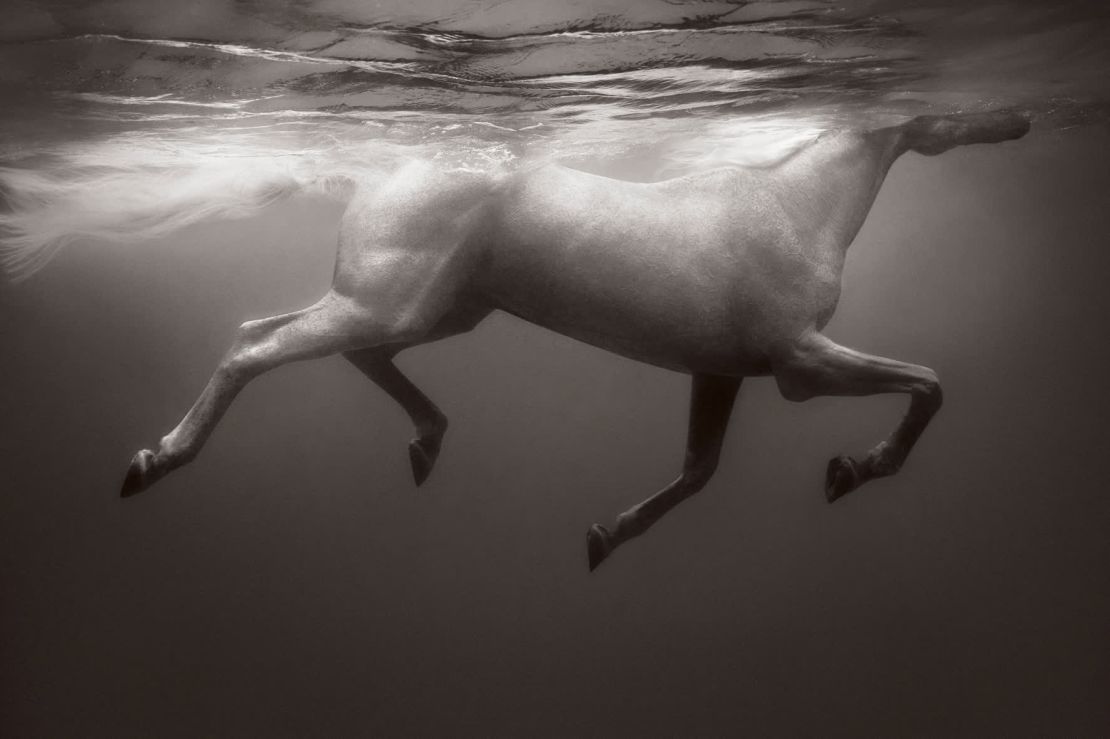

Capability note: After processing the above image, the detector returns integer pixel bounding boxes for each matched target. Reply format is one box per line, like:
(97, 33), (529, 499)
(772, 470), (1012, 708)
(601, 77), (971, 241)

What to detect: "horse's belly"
(507, 303), (771, 375)
(478, 242), (775, 374)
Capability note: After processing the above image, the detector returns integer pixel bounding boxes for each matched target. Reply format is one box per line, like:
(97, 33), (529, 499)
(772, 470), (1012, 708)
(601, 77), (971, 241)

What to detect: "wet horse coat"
(119, 111), (1031, 570)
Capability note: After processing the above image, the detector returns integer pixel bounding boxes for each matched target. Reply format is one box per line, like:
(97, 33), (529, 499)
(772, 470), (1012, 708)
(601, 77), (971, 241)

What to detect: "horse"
(39, 110), (1030, 571)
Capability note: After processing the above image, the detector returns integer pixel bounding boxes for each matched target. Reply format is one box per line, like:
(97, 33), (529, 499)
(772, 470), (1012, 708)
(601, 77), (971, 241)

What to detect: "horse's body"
(478, 136), (875, 374)
(118, 111), (1031, 570)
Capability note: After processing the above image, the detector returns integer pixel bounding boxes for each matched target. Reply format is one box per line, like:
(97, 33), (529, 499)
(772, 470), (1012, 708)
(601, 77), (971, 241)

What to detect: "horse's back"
(473, 165), (823, 373)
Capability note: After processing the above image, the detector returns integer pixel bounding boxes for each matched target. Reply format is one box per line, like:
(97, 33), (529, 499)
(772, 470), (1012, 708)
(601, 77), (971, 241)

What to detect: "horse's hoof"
(825, 455), (861, 503)
(407, 437), (440, 487)
(120, 449), (157, 498)
(587, 524), (614, 572)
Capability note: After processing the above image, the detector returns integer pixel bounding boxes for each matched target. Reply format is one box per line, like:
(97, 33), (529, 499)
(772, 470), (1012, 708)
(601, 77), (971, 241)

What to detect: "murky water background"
(1, 2), (1109, 737)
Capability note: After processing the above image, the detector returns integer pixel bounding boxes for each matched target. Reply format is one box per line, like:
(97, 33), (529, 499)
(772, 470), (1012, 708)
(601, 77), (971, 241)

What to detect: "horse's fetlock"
(867, 443), (902, 477)
(615, 511), (644, 539)
(420, 409), (448, 439)
(158, 434), (194, 465)
(872, 456), (902, 477)
(157, 434), (178, 457)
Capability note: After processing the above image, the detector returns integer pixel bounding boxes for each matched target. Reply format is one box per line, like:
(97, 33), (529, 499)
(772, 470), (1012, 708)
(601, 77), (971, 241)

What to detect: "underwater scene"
(1, 1), (1108, 736)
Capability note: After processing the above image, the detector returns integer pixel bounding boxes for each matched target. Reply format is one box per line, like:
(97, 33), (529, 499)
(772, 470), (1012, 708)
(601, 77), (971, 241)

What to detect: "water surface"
(2, 0), (1108, 172)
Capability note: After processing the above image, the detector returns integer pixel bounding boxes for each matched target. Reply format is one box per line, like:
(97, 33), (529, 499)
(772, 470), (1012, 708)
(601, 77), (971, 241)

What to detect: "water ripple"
(0, 0), (1107, 167)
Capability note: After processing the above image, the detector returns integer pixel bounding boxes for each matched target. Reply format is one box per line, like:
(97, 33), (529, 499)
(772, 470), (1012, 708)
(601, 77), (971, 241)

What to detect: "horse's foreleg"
(774, 332), (943, 502)
(121, 292), (427, 497)
(587, 374), (741, 571)
(344, 349), (447, 486)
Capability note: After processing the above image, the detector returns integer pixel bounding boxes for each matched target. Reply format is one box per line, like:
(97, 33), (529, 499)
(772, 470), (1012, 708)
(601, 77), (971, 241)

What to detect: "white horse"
(89, 111), (1028, 570)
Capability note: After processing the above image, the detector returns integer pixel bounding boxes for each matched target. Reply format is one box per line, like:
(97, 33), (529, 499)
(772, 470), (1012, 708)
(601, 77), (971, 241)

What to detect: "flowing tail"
(0, 135), (392, 280)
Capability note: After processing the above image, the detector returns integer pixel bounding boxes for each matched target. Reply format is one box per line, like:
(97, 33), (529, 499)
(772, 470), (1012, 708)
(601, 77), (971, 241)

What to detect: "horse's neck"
(772, 130), (902, 256)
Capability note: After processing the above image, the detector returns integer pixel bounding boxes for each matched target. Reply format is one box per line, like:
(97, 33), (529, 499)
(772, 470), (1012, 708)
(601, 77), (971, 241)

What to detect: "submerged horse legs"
(121, 292), (440, 496)
(587, 374), (741, 570)
(774, 332), (943, 502)
(120, 161), (488, 497)
(344, 308), (490, 486)
(344, 350), (448, 486)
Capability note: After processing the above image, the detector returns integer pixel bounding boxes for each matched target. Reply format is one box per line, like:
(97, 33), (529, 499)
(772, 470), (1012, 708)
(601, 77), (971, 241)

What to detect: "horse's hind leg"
(345, 350), (447, 486)
(344, 308), (489, 486)
(773, 331), (943, 502)
(120, 291), (439, 496)
(587, 374), (741, 571)
(120, 161), (492, 497)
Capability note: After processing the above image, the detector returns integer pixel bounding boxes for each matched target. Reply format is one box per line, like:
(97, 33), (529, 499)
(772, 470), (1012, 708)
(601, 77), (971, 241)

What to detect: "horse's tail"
(0, 138), (376, 280)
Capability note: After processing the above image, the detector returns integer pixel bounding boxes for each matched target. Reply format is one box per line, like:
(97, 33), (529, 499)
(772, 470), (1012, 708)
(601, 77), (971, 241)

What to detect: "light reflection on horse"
(10, 111), (1033, 570)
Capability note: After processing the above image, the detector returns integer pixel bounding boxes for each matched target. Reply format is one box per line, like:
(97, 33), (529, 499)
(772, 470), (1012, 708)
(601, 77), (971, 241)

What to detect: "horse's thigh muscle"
(331, 165), (495, 316)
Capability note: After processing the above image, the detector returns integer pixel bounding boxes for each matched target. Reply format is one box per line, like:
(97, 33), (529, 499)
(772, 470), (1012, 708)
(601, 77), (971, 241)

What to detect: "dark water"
(2, 2), (1109, 737)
